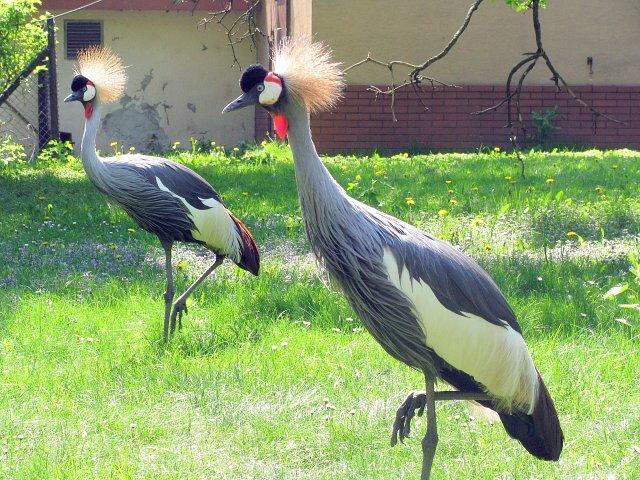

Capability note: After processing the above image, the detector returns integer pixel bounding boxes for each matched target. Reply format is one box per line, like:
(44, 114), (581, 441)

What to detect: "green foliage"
(0, 0), (47, 92)
(0, 134), (26, 165)
(531, 106), (559, 145)
(36, 139), (75, 164)
(504, 0), (547, 11)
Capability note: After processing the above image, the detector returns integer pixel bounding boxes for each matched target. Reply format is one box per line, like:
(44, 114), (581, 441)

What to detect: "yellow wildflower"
(449, 199), (458, 205)
(445, 180), (452, 185)
(546, 178), (555, 184)
(438, 209), (449, 217)
(405, 196), (415, 206)
(355, 174), (362, 182)
(595, 187), (603, 194)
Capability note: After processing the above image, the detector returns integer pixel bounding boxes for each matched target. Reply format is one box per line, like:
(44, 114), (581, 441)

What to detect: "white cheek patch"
(83, 84), (96, 102)
(259, 81), (282, 106)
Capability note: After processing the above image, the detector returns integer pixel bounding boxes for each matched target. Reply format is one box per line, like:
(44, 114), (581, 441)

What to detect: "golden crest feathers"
(273, 37), (344, 114)
(76, 46), (127, 104)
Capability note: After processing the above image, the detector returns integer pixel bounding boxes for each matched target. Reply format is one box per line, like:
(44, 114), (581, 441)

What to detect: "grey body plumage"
(287, 103), (510, 373)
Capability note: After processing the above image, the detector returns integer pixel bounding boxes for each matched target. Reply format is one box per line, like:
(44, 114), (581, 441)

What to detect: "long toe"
(391, 391), (427, 446)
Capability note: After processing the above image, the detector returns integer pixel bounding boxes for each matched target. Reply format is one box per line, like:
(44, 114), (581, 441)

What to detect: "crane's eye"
(257, 84), (264, 92)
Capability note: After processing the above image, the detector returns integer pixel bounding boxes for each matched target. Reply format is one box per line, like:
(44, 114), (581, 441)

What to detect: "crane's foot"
(391, 391), (426, 446)
(169, 299), (188, 334)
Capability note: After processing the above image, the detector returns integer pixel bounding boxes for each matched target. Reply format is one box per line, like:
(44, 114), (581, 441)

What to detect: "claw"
(391, 391), (427, 447)
(169, 300), (188, 334)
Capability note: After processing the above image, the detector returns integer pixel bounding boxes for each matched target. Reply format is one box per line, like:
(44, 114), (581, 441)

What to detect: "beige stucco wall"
(289, 0), (312, 39)
(54, 10), (256, 153)
(312, 0), (640, 86)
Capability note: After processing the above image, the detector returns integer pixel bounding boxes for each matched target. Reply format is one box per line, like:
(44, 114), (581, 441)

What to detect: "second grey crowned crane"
(223, 38), (562, 479)
(65, 47), (259, 342)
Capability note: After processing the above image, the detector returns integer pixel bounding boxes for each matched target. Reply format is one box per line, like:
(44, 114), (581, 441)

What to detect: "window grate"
(65, 21), (102, 59)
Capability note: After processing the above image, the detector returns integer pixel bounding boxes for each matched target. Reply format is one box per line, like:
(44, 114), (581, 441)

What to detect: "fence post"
(47, 18), (59, 142)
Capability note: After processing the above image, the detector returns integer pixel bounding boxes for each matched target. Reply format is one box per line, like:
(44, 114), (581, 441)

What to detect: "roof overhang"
(42, 0), (250, 12)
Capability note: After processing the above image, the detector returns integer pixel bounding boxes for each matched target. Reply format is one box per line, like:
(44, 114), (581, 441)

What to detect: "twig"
(194, 0), (267, 69)
(344, 0), (485, 119)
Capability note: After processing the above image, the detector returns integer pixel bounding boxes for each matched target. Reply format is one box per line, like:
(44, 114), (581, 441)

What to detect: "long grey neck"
(283, 101), (347, 218)
(80, 102), (107, 183)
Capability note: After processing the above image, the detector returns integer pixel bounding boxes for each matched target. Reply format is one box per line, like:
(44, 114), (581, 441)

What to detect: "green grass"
(1, 144), (639, 479)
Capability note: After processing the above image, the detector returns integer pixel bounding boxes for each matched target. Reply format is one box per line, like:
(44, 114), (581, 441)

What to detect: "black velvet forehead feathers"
(71, 74), (89, 92)
(240, 64), (268, 93)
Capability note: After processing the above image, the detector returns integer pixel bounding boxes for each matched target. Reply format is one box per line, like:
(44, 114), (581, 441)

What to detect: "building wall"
(303, 0), (640, 152)
(312, 0), (640, 86)
(53, 10), (256, 153)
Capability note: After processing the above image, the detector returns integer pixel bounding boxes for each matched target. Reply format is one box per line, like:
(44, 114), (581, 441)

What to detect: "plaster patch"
(140, 70), (154, 92)
(100, 103), (169, 152)
(187, 103), (197, 113)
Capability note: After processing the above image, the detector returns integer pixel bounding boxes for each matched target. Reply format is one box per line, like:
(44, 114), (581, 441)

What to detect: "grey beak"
(222, 90), (259, 114)
(64, 91), (83, 103)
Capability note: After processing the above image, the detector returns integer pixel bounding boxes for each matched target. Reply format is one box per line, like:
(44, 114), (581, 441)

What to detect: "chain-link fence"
(0, 19), (59, 161)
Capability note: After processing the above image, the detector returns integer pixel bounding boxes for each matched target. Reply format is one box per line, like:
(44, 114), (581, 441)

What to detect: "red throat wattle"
(271, 112), (288, 140)
(84, 103), (93, 119)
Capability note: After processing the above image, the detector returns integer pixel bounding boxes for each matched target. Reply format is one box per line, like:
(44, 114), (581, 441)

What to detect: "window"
(65, 20), (102, 59)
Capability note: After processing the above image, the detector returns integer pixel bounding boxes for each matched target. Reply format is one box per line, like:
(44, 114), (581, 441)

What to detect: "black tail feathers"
(499, 372), (563, 461)
(229, 213), (260, 276)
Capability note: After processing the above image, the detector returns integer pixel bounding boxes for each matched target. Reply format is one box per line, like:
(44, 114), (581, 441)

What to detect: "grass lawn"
(1, 144), (639, 479)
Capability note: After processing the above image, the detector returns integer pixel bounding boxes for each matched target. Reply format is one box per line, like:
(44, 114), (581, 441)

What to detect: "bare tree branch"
(181, 0), (268, 69)
(344, 0), (484, 120)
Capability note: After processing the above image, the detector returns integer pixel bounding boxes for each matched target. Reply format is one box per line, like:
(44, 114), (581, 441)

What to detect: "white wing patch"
(155, 177), (241, 259)
(382, 248), (538, 413)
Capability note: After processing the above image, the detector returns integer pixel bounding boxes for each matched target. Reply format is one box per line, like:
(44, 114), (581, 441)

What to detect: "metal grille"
(0, 19), (59, 161)
(65, 20), (102, 59)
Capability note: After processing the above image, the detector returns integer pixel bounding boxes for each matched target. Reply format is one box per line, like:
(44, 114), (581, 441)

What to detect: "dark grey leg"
(420, 375), (437, 480)
(162, 242), (174, 343)
(391, 385), (492, 479)
(169, 255), (224, 334)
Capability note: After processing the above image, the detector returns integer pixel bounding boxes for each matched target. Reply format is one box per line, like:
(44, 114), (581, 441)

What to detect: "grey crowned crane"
(64, 47), (259, 342)
(223, 39), (563, 479)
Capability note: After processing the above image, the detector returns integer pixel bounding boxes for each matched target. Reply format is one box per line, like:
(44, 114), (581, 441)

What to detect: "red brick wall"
(290, 85), (639, 154)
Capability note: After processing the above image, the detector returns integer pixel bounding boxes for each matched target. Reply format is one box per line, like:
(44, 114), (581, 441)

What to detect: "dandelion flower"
(566, 231), (578, 237)
(546, 178), (555, 184)
(595, 187), (603, 194)
(445, 180), (452, 185)
(355, 174), (362, 182)
(471, 217), (484, 226)
(449, 199), (458, 205)
(447, 189), (454, 194)
(612, 164), (619, 170)
(438, 209), (449, 217)
(405, 196), (415, 206)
